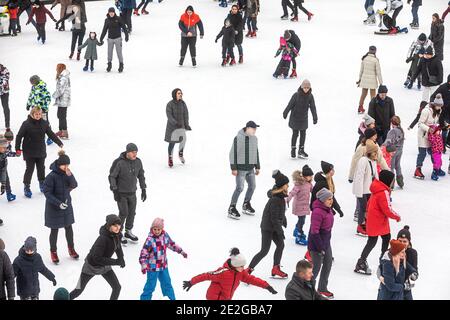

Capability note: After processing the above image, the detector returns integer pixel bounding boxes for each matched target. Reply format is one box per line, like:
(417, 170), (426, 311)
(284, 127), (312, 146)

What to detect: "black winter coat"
(108, 152), (146, 194)
(412, 56), (443, 87)
(431, 82), (450, 127)
(285, 273), (325, 300)
(260, 189), (287, 236)
(287, 30), (301, 52)
(100, 14), (128, 41)
(12, 248), (55, 298)
(226, 12), (243, 45)
(86, 226), (124, 267)
(283, 89), (318, 131)
(164, 98), (190, 143)
(368, 95), (396, 133)
(429, 21), (444, 61)
(43, 161), (78, 229)
(0, 249), (15, 300)
(216, 26), (235, 47)
(310, 172), (342, 216)
(15, 116), (62, 160)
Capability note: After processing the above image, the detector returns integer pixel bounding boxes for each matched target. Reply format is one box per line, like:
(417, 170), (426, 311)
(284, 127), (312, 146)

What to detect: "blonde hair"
(292, 170), (306, 184)
(30, 106), (42, 117)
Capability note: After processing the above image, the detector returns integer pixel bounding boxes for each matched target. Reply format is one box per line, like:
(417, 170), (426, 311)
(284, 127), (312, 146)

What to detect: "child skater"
(384, 116), (405, 188)
(26, 0), (57, 44)
(274, 36), (298, 79)
(0, 130), (19, 206)
(139, 218), (188, 300)
(428, 124), (445, 181)
(215, 19), (236, 67)
(78, 32), (103, 72)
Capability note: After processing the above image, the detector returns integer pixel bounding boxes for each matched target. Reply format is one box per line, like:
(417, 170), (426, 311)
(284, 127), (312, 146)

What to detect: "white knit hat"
(230, 248), (247, 268)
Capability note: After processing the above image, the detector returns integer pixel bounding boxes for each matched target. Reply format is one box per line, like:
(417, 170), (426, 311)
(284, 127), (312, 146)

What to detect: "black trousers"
(1, 93), (10, 128)
(70, 270), (121, 300)
(2, 171), (11, 193)
(57, 107), (68, 131)
(281, 0), (294, 16)
(9, 19), (18, 35)
(291, 129), (306, 149)
(360, 233), (391, 261)
(121, 9), (133, 32)
(117, 193), (137, 231)
(84, 59), (95, 68)
(391, 6), (403, 27)
(50, 225), (74, 252)
(222, 45), (235, 59)
(23, 157), (46, 185)
(249, 230), (285, 269)
(293, 0), (309, 16)
(71, 29), (86, 54)
(137, 0), (151, 10)
(292, 56), (297, 70)
(180, 36), (197, 58)
(36, 23), (46, 42)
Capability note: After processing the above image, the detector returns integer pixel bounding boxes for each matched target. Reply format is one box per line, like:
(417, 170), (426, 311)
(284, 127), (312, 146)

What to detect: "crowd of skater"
(0, 0), (449, 301)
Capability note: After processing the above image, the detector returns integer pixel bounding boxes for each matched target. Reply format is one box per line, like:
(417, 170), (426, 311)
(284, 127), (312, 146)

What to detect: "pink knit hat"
(151, 218), (164, 229)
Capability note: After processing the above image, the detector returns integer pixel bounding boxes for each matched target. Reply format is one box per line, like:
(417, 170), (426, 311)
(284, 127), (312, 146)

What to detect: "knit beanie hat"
(364, 128), (377, 140)
(151, 218), (164, 229)
(301, 79), (311, 89)
(369, 45), (376, 53)
(229, 248), (247, 268)
(106, 214), (121, 228)
(30, 75), (40, 85)
(0, 238), (5, 251)
(316, 188), (333, 203)
(378, 85), (388, 94)
(108, 7), (115, 13)
(379, 170), (395, 187)
(363, 114), (375, 126)
(365, 140), (378, 156)
(432, 93), (444, 107)
(389, 239), (407, 256)
(272, 170), (289, 188)
(321, 161), (334, 174)
(284, 30), (291, 40)
(397, 225), (411, 243)
(53, 288), (70, 300)
(302, 165), (314, 177)
(24, 236), (37, 252)
(418, 33), (427, 41)
(4, 129), (13, 141)
(126, 143), (138, 153)
(56, 150), (70, 166)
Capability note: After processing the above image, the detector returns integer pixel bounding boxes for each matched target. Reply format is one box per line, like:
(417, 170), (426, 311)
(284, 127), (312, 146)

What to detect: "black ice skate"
(354, 258), (372, 275)
(124, 229), (139, 243)
(242, 201), (256, 216)
(228, 205), (241, 220)
(298, 148), (308, 159)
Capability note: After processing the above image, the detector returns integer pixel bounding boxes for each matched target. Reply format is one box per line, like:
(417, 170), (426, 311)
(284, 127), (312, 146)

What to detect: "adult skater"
(355, 170), (400, 275)
(183, 248), (277, 300)
(280, 0), (294, 20)
(43, 150), (79, 264)
(396, 226), (419, 300)
(383, 0), (403, 29)
(0, 64), (10, 130)
(429, 13), (445, 61)
(368, 85), (395, 145)
(17, 0), (38, 33)
(50, 0), (72, 31)
(118, 0), (135, 33)
(283, 79), (318, 159)
(15, 107), (63, 198)
(69, 215), (124, 300)
(0, 131), (18, 206)
(285, 260), (326, 300)
(430, 74), (450, 153)
(228, 121), (260, 219)
(56, 0), (86, 60)
(245, 0), (259, 38)
(135, 0), (150, 15)
(226, 5), (244, 64)
(283, 30), (301, 78)
(26, 0), (57, 45)
(52, 64), (71, 140)
(404, 33), (434, 90)
(108, 143), (147, 244)
(407, 0), (421, 28)
(100, 7), (129, 73)
(178, 5), (204, 67)
(410, 47), (443, 103)
(291, 0), (313, 22)
(357, 46), (383, 114)
(247, 170), (290, 279)
(0, 238), (15, 300)
(164, 88), (191, 168)
(364, 0), (376, 25)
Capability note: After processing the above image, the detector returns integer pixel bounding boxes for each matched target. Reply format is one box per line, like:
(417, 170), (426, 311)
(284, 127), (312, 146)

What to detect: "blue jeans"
(140, 269), (175, 300)
(364, 0), (375, 16)
(411, 6), (419, 24)
(416, 147), (433, 168)
(231, 169), (256, 205)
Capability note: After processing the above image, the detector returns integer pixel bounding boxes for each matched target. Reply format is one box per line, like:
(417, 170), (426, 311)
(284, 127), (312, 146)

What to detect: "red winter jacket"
(366, 179), (401, 237)
(190, 261), (269, 300)
(27, 5), (55, 24)
(179, 12), (204, 37)
(9, 7), (18, 19)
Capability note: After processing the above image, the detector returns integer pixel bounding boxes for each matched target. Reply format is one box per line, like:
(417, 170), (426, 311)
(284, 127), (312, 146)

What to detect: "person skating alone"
(52, 64), (71, 140)
(407, 0), (421, 29)
(280, 0), (294, 20)
(108, 143), (147, 244)
(228, 121), (260, 219)
(215, 19), (236, 66)
(285, 259), (326, 300)
(135, 0), (151, 16)
(178, 5), (204, 67)
(0, 238), (15, 300)
(368, 85), (395, 145)
(0, 64), (10, 130)
(26, 0), (57, 44)
(116, 0), (135, 33)
(50, 0), (72, 31)
(78, 31), (103, 72)
(244, 0), (259, 38)
(0, 131), (19, 205)
(357, 46), (383, 114)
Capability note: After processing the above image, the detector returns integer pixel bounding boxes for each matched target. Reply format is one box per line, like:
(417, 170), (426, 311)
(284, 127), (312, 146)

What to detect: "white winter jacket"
(417, 106), (439, 148)
(349, 143), (389, 180)
(358, 54), (383, 90)
(385, 0), (403, 13)
(353, 157), (379, 198)
(53, 69), (71, 108)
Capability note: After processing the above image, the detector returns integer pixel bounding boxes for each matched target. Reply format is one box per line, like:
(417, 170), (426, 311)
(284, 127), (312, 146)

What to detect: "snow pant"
(107, 38), (124, 63)
(247, 16), (257, 33)
(70, 270), (121, 300)
(390, 149), (403, 176)
(411, 5), (419, 24)
(36, 23), (46, 42)
(281, 0), (294, 16)
(18, 7), (37, 31)
(137, 0), (151, 11)
(274, 59), (291, 78)
(359, 88), (376, 108)
(249, 230), (285, 269)
(57, 107), (67, 131)
(416, 147), (433, 168)
(364, 0), (375, 16)
(23, 157), (46, 185)
(0, 93), (10, 128)
(310, 246), (332, 292)
(71, 28), (86, 54)
(84, 59), (95, 69)
(422, 86), (438, 102)
(49, 225), (74, 252)
(357, 194), (371, 225)
(360, 233), (391, 261)
(404, 290), (413, 300)
(230, 169), (256, 205)
(222, 45), (235, 59)
(432, 152), (442, 170)
(180, 36), (197, 59)
(117, 192), (137, 231)
(121, 8), (133, 32)
(140, 269), (176, 300)
(291, 129), (306, 149)
(296, 216), (306, 236)
(9, 18), (17, 35)
(391, 6), (403, 27)
(293, 0), (309, 17)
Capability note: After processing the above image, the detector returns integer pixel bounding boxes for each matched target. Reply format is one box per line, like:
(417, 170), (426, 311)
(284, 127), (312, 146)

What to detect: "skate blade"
(356, 232), (368, 237)
(354, 269), (372, 276)
(297, 156), (308, 160)
(242, 211), (255, 216)
(270, 275), (288, 280)
(227, 214), (240, 220)
(413, 176), (424, 180)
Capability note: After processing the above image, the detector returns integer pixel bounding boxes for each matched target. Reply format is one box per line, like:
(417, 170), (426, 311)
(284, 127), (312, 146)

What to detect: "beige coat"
(417, 107), (439, 148)
(352, 157), (379, 198)
(358, 54), (383, 90)
(349, 143), (389, 180)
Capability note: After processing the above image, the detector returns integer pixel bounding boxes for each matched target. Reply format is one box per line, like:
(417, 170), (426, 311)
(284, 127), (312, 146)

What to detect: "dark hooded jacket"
(260, 189), (287, 235)
(86, 225), (124, 267)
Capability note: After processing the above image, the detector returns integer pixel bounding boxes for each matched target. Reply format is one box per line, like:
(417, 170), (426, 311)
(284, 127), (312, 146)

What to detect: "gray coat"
(164, 99), (190, 143)
(0, 243), (15, 300)
(283, 89), (318, 131)
(52, 69), (71, 108)
(109, 152), (146, 194)
(78, 38), (102, 60)
(285, 273), (325, 300)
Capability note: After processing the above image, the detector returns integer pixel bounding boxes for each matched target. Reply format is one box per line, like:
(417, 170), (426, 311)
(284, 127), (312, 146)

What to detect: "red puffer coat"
(366, 179), (401, 237)
(190, 261), (269, 300)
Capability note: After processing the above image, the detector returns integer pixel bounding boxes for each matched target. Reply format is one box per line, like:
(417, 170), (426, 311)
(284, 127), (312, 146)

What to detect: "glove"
(337, 209), (344, 218)
(141, 189), (147, 202)
(120, 260), (126, 268)
(52, 279), (57, 286)
(125, 35), (129, 42)
(113, 190), (121, 202)
(141, 266), (147, 274)
(59, 202), (68, 210)
(348, 179), (353, 183)
(183, 281), (193, 291)
(406, 57), (412, 63)
(215, 39), (218, 43)
(100, 40), (104, 46)
(26, 105), (31, 111)
(0, 184), (5, 195)
(266, 285), (277, 294)
(313, 119), (318, 125)
(15, 150), (22, 157)
(26, 21), (30, 25)
(410, 272), (418, 282)
(185, 125), (192, 131)
(53, 18), (57, 22)
(181, 251), (188, 258)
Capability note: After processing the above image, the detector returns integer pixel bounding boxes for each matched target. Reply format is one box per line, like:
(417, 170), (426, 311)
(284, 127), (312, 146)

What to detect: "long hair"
(361, 51), (376, 61)
(390, 115), (404, 140)
(56, 63), (66, 79)
(432, 13), (441, 24)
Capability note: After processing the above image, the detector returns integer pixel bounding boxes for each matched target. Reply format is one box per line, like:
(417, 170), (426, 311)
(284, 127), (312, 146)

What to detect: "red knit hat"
(389, 239), (407, 256)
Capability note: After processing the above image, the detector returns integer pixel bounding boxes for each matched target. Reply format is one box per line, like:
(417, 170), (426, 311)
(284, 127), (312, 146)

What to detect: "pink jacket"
(286, 181), (312, 216)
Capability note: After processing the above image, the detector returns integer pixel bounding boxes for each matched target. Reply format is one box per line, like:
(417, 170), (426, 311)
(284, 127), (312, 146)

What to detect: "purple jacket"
(308, 200), (334, 253)
(286, 182), (312, 216)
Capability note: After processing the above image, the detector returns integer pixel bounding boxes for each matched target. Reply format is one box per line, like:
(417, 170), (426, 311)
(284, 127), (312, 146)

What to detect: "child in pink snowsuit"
(428, 124), (444, 179)
(273, 36), (298, 78)
(286, 165), (314, 246)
